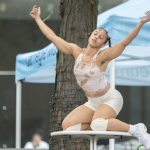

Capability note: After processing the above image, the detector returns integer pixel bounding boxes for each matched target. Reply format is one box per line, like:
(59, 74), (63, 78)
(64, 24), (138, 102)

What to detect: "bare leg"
(92, 104), (130, 132)
(81, 123), (92, 131)
(62, 105), (94, 130)
(107, 118), (130, 132)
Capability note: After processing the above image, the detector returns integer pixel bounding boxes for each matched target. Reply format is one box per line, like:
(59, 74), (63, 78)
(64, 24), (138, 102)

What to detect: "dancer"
(30, 5), (150, 149)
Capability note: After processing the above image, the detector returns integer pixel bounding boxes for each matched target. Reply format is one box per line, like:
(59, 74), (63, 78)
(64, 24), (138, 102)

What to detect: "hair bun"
(87, 32), (92, 38)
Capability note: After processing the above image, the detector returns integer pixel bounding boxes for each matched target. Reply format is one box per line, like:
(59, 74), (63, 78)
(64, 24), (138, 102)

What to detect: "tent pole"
(109, 59), (115, 150)
(110, 59), (115, 88)
(15, 81), (22, 148)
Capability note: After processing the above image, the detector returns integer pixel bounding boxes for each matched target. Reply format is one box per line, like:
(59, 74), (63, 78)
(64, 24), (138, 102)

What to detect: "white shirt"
(24, 141), (49, 149)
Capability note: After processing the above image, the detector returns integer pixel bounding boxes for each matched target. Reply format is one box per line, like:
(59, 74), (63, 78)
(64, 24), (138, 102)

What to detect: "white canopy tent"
(15, 0), (150, 148)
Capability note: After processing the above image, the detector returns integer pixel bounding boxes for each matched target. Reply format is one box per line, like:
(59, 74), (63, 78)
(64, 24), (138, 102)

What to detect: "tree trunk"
(50, 0), (98, 149)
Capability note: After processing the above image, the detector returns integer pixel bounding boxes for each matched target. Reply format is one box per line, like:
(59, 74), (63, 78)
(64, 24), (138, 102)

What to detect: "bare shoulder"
(97, 47), (110, 59)
(70, 43), (83, 60)
(97, 47), (111, 65)
(102, 47), (111, 55)
(98, 47), (112, 60)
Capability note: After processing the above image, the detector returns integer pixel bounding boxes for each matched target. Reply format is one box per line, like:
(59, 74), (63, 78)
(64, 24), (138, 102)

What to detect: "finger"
(30, 12), (35, 15)
(38, 7), (41, 11)
(31, 10), (37, 13)
(33, 5), (37, 9)
(146, 11), (150, 15)
(33, 8), (38, 11)
(30, 11), (35, 14)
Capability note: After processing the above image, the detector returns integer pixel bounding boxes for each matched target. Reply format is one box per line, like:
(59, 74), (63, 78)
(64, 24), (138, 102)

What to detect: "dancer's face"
(88, 29), (107, 48)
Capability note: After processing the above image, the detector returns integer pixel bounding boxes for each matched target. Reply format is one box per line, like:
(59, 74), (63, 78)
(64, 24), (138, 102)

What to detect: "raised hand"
(141, 11), (150, 24)
(30, 5), (41, 20)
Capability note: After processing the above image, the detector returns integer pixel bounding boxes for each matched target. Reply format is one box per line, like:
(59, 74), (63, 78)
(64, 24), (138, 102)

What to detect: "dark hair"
(31, 133), (42, 140)
(87, 27), (111, 47)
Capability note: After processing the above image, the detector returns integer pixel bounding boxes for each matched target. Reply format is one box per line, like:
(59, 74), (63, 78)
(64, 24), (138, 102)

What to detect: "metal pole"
(16, 81), (22, 148)
(110, 59), (115, 89)
(109, 59), (115, 150)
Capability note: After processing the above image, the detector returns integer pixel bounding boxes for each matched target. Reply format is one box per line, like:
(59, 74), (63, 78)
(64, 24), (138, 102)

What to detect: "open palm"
(30, 5), (41, 20)
(141, 11), (150, 23)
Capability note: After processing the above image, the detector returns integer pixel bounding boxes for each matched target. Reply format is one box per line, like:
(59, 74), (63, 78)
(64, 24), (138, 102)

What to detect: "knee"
(62, 119), (81, 131)
(62, 119), (68, 130)
(90, 118), (108, 131)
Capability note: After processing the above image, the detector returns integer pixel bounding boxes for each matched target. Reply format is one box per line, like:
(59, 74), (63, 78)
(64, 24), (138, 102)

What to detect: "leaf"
(43, 8), (58, 22)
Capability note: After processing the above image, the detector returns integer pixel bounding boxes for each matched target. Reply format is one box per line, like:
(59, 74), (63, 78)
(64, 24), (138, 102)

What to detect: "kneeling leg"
(62, 105), (94, 131)
(91, 104), (129, 132)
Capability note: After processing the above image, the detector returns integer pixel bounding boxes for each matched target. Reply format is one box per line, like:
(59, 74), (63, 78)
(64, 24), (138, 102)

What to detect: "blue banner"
(15, 43), (58, 82)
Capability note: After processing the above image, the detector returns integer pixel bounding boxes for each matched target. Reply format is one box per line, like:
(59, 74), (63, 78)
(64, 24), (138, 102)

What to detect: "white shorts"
(84, 88), (123, 115)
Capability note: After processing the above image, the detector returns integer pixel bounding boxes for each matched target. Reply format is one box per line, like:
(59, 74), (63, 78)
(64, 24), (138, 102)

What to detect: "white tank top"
(74, 48), (110, 98)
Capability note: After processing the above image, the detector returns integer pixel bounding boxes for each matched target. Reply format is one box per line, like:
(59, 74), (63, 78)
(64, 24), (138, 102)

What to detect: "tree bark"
(50, 0), (98, 149)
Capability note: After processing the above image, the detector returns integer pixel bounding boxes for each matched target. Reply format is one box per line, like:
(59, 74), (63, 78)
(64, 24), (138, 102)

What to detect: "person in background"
(24, 133), (49, 149)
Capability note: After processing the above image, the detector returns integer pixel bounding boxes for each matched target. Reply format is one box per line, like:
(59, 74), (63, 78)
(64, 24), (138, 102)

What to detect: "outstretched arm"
(30, 5), (76, 55)
(105, 11), (150, 61)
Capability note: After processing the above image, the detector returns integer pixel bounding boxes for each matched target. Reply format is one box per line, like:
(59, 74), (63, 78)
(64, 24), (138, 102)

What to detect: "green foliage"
(43, 8), (58, 22)
(137, 144), (143, 150)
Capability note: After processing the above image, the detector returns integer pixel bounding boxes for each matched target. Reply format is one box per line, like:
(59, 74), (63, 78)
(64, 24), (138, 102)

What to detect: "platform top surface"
(51, 131), (132, 137)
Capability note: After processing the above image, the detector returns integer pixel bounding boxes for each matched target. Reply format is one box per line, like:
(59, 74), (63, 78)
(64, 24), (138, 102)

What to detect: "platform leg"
(88, 136), (94, 150)
(94, 135), (98, 150)
(109, 139), (115, 150)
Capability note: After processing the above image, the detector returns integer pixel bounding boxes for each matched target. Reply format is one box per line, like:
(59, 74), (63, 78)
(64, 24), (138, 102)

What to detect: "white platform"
(51, 131), (133, 150)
